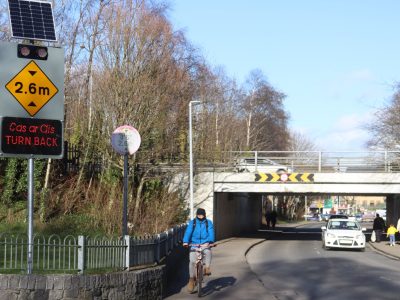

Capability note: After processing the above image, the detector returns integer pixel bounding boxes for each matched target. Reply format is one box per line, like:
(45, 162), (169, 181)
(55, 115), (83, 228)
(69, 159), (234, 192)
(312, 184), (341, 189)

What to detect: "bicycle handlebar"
(187, 243), (216, 249)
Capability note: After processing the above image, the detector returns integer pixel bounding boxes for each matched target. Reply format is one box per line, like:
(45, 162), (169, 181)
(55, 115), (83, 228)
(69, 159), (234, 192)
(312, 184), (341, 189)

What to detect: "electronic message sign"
(1, 117), (62, 157)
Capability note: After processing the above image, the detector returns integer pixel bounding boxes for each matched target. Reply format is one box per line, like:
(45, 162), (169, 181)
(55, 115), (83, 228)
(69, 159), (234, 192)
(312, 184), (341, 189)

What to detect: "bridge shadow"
(165, 246), (190, 298)
(199, 276), (236, 297)
(165, 248), (236, 299)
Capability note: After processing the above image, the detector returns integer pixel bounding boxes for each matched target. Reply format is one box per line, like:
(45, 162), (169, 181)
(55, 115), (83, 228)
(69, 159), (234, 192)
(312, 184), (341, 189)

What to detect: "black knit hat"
(196, 208), (206, 216)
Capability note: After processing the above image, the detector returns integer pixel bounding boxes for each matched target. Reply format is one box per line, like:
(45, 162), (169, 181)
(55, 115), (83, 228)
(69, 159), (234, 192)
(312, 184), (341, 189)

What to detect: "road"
(247, 223), (400, 300)
(166, 222), (400, 300)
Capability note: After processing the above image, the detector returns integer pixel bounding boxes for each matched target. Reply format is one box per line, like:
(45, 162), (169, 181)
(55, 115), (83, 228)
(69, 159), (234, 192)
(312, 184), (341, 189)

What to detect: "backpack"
(193, 218), (208, 233)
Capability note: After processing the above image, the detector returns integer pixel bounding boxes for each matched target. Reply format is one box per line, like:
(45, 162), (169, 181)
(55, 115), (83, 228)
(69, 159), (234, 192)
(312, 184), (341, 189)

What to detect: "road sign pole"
(111, 125), (141, 237)
(27, 157), (34, 274)
(122, 154), (128, 237)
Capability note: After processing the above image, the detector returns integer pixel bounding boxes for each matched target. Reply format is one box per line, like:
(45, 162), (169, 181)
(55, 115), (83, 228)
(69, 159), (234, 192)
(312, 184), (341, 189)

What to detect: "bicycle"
(189, 243), (215, 297)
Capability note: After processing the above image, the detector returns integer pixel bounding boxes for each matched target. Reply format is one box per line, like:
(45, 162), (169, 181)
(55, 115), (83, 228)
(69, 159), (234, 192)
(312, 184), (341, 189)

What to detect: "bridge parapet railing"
(197, 151), (400, 173)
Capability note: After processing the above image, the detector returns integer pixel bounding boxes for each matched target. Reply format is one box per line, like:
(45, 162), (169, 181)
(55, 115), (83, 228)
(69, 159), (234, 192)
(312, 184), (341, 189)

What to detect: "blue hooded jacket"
(183, 218), (215, 245)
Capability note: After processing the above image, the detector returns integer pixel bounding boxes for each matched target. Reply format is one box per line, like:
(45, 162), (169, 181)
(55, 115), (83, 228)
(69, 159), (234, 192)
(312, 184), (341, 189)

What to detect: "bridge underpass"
(193, 171), (400, 240)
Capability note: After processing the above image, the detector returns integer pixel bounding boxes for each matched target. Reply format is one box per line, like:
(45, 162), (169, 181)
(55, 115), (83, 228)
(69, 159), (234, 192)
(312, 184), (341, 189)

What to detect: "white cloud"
(332, 111), (373, 131)
(307, 111), (374, 151)
(344, 69), (375, 82)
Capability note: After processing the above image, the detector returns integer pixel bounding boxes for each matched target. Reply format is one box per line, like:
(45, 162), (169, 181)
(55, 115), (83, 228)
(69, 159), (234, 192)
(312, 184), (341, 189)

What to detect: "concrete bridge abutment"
(386, 195), (400, 226)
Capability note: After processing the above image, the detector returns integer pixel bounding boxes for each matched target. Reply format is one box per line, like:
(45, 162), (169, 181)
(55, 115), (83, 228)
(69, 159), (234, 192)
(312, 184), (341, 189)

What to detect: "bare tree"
(288, 131), (318, 152)
(366, 86), (400, 149)
(240, 69), (289, 151)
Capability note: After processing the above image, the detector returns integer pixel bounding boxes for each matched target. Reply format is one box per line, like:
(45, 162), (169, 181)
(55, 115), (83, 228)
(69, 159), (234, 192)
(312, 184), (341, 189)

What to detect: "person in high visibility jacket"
(387, 224), (398, 246)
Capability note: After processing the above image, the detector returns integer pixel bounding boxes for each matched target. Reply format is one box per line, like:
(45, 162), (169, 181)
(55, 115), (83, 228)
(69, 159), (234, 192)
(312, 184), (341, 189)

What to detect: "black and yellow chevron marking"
(255, 172), (314, 183)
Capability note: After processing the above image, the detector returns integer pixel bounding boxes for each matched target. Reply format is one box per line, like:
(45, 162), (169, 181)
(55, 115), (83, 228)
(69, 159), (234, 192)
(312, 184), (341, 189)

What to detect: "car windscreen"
(329, 215), (348, 219)
(328, 221), (360, 230)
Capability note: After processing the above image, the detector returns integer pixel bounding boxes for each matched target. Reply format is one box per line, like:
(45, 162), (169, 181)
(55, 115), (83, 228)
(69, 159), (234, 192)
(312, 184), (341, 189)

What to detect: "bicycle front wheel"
(197, 263), (203, 297)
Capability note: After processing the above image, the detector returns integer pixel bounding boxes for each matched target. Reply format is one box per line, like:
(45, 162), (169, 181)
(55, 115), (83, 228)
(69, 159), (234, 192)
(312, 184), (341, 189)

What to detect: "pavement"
(368, 236), (400, 260)
(165, 236), (276, 299)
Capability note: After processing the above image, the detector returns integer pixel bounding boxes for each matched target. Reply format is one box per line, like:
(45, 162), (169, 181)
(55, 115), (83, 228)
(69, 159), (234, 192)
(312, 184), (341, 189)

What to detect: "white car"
(235, 157), (293, 173)
(321, 219), (366, 251)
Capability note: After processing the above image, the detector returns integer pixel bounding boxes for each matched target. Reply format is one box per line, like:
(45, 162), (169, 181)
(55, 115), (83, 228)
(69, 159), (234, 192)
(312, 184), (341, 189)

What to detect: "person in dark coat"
(270, 210), (277, 230)
(373, 213), (386, 243)
(265, 211), (272, 229)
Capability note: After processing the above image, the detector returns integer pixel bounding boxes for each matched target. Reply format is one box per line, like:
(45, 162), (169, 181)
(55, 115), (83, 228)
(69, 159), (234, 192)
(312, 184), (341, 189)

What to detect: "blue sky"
(169, 0), (400, 151)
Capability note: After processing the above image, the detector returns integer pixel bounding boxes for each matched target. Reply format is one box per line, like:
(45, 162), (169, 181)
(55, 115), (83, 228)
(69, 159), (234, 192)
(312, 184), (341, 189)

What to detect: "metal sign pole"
(27, 157), (34, 274)
(122, 153), (128, 236)
(111, 125), (141, 237)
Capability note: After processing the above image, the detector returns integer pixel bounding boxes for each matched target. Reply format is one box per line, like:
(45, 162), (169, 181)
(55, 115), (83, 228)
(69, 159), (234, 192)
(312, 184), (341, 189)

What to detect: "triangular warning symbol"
(29, 71), (37, 76)
(28, 102), (37, 107)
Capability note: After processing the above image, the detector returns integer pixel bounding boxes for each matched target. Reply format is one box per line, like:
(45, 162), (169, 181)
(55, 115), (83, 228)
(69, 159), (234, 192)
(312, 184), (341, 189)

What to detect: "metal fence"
(0, 224), (187, 274)
(58, 144), (400, 176)
(197, 150), (400, 173)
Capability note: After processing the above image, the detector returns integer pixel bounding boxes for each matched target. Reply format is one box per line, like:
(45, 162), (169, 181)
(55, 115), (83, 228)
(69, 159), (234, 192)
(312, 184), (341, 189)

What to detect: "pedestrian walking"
(270, 210), (277, 230)
(373, 214), (386, 243)
(387, 224), (398, 246)
(265, 211), (272, 229)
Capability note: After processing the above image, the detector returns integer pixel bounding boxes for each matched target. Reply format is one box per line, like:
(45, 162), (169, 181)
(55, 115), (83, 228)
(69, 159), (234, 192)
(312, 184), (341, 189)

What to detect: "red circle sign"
(280, 173), (288, 182)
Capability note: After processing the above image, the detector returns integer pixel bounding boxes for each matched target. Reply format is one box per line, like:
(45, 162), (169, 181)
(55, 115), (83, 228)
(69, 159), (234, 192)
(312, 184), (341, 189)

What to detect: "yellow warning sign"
(5, 60), (58, 117)
(255, 172), (314, 183)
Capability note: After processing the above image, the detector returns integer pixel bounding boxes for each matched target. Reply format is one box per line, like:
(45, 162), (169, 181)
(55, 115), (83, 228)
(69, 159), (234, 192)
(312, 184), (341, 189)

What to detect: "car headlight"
(355, 234), (363, 239)
(327, 233), (336, 238)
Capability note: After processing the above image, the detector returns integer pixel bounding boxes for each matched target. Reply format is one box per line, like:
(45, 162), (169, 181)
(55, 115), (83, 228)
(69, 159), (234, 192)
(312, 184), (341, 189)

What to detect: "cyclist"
(183, 208), (215, 293)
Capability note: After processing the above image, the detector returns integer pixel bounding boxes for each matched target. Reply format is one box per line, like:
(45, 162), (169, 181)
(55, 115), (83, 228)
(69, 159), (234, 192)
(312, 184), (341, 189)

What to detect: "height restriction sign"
(0, 42), (64, 121)
(6, 60), (59, 117)
(0, 42), (64, 158)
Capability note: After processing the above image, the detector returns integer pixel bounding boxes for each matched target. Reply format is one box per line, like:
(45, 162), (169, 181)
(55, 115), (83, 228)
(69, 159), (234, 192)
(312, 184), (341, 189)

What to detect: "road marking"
(380, 276), (395, 282)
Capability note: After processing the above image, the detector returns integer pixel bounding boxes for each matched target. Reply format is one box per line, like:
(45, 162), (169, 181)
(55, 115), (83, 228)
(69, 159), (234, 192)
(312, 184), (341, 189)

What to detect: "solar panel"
(8, 0), (57, 42)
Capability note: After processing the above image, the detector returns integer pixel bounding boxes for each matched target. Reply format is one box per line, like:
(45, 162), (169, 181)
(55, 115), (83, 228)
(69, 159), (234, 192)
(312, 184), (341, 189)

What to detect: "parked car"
(355, 214), (363, 222)
(305, 213), (320, 221)
(320, 214), (331, 221)
(361, 213), (375, 222)
(235, 157), (293, 173)
(321, 219), (366, 251)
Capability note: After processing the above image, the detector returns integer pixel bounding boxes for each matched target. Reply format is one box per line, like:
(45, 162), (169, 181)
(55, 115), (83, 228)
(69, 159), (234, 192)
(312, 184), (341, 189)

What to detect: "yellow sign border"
(5, 60), (59, 117)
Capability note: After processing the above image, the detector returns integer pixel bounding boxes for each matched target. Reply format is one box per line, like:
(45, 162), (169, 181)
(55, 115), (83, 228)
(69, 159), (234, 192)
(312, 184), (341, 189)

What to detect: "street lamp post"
(189, 100), (201, 220)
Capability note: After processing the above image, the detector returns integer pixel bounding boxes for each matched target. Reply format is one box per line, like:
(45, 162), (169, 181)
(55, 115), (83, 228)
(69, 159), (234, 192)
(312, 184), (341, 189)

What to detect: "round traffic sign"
(111, 125), (141, 155)
(280, 173), (288, 182)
